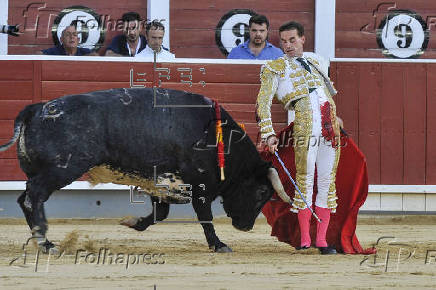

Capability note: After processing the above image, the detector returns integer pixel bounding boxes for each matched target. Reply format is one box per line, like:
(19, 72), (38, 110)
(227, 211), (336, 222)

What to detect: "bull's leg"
(17, 190), (58, 251)
(121, 196), (170, 231)
(17, 190), (33, 229)
(18, 190), (55, 252)
(192, 197), (232, 253)
(21, 166), (89, 254)
(22, 180), (56, 254)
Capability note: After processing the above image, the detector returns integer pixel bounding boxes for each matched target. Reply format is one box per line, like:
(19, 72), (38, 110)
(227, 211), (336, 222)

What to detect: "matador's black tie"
(296, 57), (311, 73)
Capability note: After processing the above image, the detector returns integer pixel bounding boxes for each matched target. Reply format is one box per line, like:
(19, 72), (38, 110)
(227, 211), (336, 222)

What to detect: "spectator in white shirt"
(135, 20), (175, 60)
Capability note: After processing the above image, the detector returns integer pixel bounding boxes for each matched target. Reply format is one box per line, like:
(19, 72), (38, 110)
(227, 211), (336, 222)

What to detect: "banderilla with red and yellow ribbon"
(215, 101), (225, 181)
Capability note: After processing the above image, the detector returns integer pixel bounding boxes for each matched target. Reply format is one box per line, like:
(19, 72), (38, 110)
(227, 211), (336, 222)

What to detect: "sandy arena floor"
(0, 215), (436, 289)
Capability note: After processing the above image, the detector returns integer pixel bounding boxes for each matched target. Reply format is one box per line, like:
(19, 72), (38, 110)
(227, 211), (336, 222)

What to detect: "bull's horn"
(267, 168), (292, 204)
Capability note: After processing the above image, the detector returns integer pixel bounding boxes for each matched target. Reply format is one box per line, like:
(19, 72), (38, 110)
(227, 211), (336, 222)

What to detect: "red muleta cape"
(260, 124), (376, 254)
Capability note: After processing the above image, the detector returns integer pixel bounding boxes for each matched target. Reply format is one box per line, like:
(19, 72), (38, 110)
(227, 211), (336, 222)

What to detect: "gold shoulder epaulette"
(306, 57), (319, 66)
(265, 57), (286, 74)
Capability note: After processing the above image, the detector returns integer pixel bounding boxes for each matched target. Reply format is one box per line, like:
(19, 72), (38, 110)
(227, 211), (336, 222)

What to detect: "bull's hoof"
(38, 240), (59, 255)
(120, 217), (150, 231)
(120, 216), (140, 227)
(210, 242), (233, 253)
(216, 246), (233, 253)
(31, 231), (59, 255)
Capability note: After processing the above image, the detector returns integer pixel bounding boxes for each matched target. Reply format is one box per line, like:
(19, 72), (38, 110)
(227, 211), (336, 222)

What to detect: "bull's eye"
(48, 105), (57, 114)
(256, 187), (268, 201)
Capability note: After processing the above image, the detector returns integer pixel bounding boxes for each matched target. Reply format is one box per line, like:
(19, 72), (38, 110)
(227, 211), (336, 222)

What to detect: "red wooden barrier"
(427, 65), (436, 184)
(332, 61), (434, 185)
(0, 59), (434, 185)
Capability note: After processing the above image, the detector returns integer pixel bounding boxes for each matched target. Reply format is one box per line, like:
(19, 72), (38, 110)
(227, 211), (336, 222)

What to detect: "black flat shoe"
(296, 245), (310, 250)
(317, 246), (337, 255)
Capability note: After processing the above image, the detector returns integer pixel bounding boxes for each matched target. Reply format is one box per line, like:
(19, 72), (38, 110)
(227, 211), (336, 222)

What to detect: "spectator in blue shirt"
(227, 14), (283, 60)
(105, 12), (147, 57)
(42, 25), (94, 56)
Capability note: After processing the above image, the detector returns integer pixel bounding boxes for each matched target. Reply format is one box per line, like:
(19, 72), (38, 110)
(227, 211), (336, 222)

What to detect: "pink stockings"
(297, 206), (331, 247)
(315, 206), (331, 247)
(297, 208), (312, 247)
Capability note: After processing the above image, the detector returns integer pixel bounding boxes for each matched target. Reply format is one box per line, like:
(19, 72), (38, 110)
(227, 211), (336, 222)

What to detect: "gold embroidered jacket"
(256, 55), (337, 139)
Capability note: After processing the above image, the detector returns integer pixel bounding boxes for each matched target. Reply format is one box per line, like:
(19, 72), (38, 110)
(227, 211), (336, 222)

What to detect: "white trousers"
(292, 90), (338, 211)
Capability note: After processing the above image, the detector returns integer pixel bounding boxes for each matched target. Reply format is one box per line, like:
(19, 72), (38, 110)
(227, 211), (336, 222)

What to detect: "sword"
(274, 151), (322, 223)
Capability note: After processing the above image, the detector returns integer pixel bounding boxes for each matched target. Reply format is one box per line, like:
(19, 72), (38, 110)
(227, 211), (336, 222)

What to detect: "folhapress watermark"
(9, 238), (165, 272)
(75, 248), (165, 269)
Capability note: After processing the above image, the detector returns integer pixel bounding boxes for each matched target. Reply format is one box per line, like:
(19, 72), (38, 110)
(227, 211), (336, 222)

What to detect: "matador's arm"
(256, 66), (279, 140)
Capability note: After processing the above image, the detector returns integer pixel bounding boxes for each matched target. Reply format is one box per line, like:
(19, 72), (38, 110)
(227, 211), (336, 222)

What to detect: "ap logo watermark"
(360, 236), (419, 272)
(9, 237), (64, 272)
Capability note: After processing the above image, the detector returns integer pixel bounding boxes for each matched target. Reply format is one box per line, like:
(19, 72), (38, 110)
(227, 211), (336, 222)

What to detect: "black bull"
(0, 88), (288, 253)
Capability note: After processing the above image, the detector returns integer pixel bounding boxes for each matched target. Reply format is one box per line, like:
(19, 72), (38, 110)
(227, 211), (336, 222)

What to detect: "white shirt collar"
(145, 45), (162, 55)
(135, 45), (175, 60)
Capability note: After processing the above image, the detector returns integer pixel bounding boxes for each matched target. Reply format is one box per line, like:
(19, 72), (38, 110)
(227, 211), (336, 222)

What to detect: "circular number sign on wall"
(377, 10), (429, 58)
(52, 6), (105, 51)
(215, 9), (257, 56)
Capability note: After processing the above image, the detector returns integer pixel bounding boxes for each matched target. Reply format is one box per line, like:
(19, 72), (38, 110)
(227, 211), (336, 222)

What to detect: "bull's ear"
(254, 160), (273, 178)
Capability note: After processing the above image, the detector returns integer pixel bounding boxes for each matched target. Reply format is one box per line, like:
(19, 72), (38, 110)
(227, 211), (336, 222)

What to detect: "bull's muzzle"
(232, 220), (254, 232)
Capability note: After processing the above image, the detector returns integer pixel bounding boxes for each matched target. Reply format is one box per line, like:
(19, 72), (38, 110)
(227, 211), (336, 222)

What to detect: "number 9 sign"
(377, 9), (429, 58)
(215, 9), (256, 56)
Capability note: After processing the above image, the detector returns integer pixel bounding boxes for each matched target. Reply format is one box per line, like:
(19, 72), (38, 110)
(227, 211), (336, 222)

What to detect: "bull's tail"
(0, 103), (41, 152)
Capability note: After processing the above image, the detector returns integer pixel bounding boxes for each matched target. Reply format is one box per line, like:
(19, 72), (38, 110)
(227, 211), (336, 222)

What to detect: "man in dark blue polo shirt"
(105, 12), (147, 57)
(42, 25), (93, 56)
(227, 14), (283, 60)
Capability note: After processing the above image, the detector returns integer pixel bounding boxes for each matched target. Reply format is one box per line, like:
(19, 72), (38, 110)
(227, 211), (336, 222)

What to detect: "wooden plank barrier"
(0, 58), (434, 186)
(330, 60), (433, 185)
